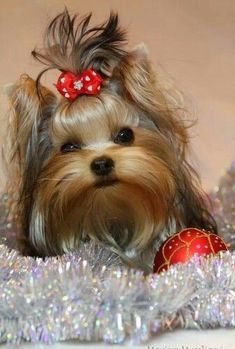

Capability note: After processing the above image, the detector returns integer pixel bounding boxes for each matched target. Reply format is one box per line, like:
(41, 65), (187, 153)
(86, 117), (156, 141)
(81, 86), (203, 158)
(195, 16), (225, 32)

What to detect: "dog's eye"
(114, 128), (134, 144)
(61, 143), (81, 153)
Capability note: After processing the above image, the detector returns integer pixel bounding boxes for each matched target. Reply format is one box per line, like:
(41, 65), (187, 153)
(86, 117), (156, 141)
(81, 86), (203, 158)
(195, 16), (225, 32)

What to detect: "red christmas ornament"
(153, 228), (228, 274)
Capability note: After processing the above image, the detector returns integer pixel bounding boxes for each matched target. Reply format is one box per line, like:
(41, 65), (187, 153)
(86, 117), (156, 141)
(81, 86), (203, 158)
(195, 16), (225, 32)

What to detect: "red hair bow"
(55, 69), (103, 101)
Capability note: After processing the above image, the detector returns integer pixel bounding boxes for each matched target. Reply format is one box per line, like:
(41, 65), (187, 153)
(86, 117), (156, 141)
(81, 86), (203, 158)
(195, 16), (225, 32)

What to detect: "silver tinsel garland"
(0, 161), (235, 345)
(210, 160), (235, 250)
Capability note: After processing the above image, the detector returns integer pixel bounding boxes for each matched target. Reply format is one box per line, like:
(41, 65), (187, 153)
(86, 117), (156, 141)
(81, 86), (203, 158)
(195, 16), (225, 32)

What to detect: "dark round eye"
(61, 143), (81, 153)
(114, 128), (134, 145)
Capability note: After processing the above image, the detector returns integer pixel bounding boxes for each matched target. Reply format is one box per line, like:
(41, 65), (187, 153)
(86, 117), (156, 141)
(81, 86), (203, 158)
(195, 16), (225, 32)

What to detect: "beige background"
(0, 0), (234, 192)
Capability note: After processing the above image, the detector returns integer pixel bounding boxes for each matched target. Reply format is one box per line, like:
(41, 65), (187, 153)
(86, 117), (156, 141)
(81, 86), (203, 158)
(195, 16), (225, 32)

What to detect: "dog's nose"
(90, 157), (114, 176)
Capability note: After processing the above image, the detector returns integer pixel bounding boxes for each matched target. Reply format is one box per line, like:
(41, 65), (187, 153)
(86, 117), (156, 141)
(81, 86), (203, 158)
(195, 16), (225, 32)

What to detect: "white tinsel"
(0, 243), (234, 345)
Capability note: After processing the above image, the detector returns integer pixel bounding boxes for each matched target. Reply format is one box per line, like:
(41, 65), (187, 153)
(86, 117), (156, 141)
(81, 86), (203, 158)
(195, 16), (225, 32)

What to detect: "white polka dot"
(205, 245), (208, 249)
(62, 88), (67, 92)
(60, 77), (65, 83)
(97, 85), (101, 91)
(92, 71), (97, 76)
(169, 246), (172, 249)
(196, 244), (201, 249)
(85, 76), (91, 81)
(65, 93), (70, 98)
(176, 243), (178, 246)
(88, 85), (93, 91)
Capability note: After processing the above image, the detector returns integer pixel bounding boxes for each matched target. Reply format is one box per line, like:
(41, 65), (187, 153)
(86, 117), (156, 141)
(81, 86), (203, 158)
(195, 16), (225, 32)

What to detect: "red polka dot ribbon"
(55, 69), (103, 101)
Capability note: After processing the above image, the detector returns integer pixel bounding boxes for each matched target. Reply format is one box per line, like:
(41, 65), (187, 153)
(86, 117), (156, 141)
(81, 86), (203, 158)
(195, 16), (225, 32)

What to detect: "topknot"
(32, 8), (127, 89)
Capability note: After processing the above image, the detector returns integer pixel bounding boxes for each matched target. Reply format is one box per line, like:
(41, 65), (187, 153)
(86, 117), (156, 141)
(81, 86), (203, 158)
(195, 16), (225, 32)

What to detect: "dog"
(4, 9), (216, 272)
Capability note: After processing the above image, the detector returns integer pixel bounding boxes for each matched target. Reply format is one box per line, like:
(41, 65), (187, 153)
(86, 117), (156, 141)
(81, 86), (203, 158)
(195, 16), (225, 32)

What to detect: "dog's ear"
(3, 74), (56, 188)
(117, 43), (161, 112)
(4, 74), (57, 254)
(116, 43), (177, 121)
(5, 74), (57, 175)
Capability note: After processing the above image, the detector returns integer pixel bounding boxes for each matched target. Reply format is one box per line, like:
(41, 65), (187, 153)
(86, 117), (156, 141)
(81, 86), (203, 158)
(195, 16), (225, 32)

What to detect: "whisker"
(38, 177), (73, 182)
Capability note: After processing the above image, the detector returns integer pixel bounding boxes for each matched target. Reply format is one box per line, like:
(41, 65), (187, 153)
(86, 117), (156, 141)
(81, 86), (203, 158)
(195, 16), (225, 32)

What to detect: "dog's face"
(5, 10), (216, 271)
(37, 92), (176, 258)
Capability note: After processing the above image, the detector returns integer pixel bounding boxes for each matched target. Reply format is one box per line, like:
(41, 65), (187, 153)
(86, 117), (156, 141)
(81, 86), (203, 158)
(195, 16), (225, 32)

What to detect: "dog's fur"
(4, 10), (216, 272)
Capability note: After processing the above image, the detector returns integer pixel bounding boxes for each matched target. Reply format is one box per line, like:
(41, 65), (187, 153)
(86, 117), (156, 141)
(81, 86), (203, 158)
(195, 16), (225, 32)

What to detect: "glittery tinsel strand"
(0, 243), (235, 344)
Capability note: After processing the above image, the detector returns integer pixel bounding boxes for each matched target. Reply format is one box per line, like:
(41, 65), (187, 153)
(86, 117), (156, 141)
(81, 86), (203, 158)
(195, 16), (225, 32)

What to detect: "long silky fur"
(4, 9), (217, 272)
(4, 75), (57, 255)
(32, 8), (127, 86)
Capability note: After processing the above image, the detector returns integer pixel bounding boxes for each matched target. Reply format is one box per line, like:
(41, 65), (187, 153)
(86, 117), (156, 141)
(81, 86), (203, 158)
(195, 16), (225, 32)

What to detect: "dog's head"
(5, 10), (216, 271)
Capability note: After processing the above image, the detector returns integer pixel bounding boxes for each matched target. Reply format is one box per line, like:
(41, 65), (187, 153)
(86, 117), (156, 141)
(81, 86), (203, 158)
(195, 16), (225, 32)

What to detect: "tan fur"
(3, 10), (216, 272)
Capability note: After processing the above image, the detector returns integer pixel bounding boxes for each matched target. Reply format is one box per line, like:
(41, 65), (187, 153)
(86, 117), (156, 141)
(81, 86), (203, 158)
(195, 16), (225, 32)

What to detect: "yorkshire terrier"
(4, 9), (216, 272)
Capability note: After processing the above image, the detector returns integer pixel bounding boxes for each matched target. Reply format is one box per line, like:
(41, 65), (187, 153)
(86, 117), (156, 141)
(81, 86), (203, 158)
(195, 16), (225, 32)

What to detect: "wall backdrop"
(0, 0), (234, 192)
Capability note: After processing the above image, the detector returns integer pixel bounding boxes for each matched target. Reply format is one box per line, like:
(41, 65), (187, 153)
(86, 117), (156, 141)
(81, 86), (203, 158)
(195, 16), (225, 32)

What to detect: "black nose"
(90, 157), (114, 176)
